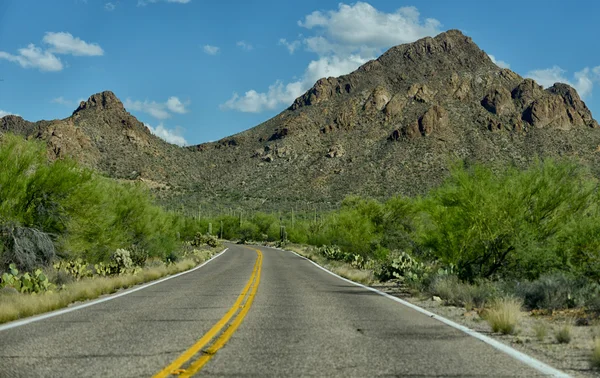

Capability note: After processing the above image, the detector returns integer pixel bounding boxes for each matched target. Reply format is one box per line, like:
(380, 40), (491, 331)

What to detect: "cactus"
(318, 245), (344, 260)
(112, 249), (133, 273)
(0, 265), (53, 293)
(53, 259), (92, 281)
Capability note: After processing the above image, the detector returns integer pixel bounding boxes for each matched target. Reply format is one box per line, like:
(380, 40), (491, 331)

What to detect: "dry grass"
(485, 297), (522, 335)
(591, 338), (600, 369)
(331, 265), (374, 285)
(555, 324), (573, 344)
(533, 321), (548, 341)
(0, 257), (207, 324)
(285, 244), (374, 285)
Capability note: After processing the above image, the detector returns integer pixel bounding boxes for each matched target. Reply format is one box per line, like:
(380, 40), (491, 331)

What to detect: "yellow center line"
(179, 249), (262, 377)
(153, 248), (262, 378)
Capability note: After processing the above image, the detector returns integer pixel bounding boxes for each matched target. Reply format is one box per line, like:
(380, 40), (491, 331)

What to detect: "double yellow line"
(154, 249), (263, 377)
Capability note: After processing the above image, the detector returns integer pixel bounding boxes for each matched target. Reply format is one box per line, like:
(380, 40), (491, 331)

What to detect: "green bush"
(0, 134), (202, 269)
(417, 160), (597, 281)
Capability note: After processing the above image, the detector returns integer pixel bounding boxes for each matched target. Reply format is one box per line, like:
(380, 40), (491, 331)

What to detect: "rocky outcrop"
(384, 94), (407, 120)
(419, 105), (449, 136)
(511, 79), (545, 109)
(364, 86), (391, 112)
(481, 87), (514, 116)
(407, 84), (436, 103)
(522, 84), (599, 130)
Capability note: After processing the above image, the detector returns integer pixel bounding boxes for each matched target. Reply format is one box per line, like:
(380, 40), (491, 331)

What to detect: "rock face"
(4, 30), (600, 212)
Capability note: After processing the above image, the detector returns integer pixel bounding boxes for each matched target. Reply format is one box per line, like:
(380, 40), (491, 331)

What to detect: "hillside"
(3, 29), (600, 211)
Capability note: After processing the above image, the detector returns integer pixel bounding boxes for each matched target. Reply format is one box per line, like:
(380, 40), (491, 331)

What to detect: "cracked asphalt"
(0, 244), (551, 377)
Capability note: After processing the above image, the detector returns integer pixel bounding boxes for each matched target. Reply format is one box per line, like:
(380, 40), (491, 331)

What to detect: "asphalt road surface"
(0, 244), (563, 377)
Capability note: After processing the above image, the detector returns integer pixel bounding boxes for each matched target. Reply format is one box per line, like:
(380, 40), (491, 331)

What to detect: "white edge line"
(0, 248), (230, 332)
(274, 247), (570, 378)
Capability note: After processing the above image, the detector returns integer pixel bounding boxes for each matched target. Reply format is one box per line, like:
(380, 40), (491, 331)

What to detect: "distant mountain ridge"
(3, 30), (600, 210)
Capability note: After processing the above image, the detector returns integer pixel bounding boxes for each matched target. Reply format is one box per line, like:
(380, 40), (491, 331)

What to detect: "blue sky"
(0, 0), (598, 146)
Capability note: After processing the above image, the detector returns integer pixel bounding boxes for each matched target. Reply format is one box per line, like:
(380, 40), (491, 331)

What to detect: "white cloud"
(278, 38), (301, 54)
(526, 65), (600, 98)
(166, 96), (187, 114)
(0, 110), (19, 118)
(51, 96), (76, 106)
(223, 2), (441, 113)
(125, 96), (188, 120)
(236, 41), (253, 51)
(105, 2), (116, 11)
(0, 32), (103, 72)
(43, 32), (103, 56)
(488, 54), (510, 69)
(144, 122), (187, 146)
(298, 3), (441, 50)
(203, 45), (220, 55)
(221, 55), (368, 113)
(0, 44), (63, 71)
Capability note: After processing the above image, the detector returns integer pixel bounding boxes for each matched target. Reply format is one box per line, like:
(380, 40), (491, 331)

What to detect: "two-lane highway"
(0, 244), (561, 377)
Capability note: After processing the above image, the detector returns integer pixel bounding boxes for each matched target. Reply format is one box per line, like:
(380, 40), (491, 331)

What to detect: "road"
(0, 244), (562, 377)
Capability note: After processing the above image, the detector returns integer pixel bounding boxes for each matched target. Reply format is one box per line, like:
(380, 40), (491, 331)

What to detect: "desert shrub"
(555, 324), (572, 344)
(511, 272), (600, 310)
(429, 275), (497, 308)
(0, 134), (203, 268)
(129, 244), (149, 267)
(485, 297), (522, 335)
(0, 225), (55, 272)
(238, 223), (259, 243)
(417, 160), (596, 282)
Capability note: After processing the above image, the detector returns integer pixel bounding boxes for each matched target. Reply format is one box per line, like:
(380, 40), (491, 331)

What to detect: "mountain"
(0, 92), (199, 194)
(2, 30), (600, 211)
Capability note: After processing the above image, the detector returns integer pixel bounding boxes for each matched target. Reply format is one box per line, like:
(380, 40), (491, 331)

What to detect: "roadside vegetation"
(202, 158), (600, 314)
(0, 134), (220, 322)
(198, 158), (600, 366)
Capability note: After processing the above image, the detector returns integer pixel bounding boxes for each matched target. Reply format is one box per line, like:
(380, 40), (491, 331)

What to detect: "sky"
(0, 0), (599, 146)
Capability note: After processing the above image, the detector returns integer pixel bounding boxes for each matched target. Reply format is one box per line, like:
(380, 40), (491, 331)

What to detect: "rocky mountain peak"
(73, 91), (124, 115)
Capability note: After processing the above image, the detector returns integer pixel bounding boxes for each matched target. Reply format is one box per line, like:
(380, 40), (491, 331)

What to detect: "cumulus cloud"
(223, 2), (442, 113)
(166, 96), (187, 114)
(0, 44), (63, 72)
(43, 32), (103, 56)
(0, 110), (19, 118)
(124, 96), (189, 120)
(203, 45), (220, 55)
(488, 54), (510, 69)
(144, 122), (187, 146)
(278, 38), (301, 54)
(526, 65), (600, 98)
(0, 32), (103, 72)
(105, 2), (116, 11)
(236, 41), (253, 51)
(298, 3), (440, 50)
